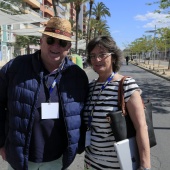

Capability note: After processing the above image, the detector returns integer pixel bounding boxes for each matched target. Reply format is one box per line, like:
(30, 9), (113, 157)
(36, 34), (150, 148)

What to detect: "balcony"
(24, 7), (41, 17)
(58, 3), (66, 11)
(44, 5), (54, 16)
(23, 0), (40, 8)
(46, 0), (52, 5)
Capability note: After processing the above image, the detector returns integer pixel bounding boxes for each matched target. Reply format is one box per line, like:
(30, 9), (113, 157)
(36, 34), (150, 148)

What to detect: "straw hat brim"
(39, 30), (74, 42)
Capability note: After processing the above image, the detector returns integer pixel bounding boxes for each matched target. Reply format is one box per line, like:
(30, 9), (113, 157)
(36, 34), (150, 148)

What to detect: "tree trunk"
(75, 5), (80, 54)
(27, 44), (30, 54)
(85, 2), (93, 55)
(52, 0), (59, 16)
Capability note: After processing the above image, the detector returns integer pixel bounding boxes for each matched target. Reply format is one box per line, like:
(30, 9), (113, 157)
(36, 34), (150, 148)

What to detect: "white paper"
(41, 103), (59, 119)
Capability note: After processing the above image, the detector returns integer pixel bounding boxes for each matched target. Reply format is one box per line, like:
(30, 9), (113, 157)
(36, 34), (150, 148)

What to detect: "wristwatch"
(138, 166), (150, 170)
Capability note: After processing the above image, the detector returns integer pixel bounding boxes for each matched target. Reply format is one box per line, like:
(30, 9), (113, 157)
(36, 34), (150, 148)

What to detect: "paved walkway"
(130, 60), (170, 81)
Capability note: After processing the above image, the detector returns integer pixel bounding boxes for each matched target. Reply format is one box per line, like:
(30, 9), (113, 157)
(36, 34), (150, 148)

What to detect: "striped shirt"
(84, 77), (141, 170)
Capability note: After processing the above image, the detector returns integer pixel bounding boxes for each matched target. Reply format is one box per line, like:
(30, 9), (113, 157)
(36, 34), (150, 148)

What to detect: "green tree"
(0, 0), (23, 14)
(91, 2), (111, 37)
(147, 0), (170, 14)
(14, 35), (40, 55)
(88, 18), (97, 40)
(157, 27), (170, 69)
(145, 1), (170, 68)
(86, 0), (94, 44)
(95, 20), (110, 36)
(61, 0), (89, 53)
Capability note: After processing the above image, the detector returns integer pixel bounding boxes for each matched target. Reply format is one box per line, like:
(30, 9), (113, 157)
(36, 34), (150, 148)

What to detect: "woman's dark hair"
(87, 36), (123, 72)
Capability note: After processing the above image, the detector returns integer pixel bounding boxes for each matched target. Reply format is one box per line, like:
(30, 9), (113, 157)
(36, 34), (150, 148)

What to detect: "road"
(1, 61), (170, 170)
(121, 62), (170, 170)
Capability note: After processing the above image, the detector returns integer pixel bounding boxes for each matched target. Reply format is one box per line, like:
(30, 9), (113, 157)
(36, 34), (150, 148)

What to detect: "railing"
(44, 5), (53, 12)
(25, 7), (40, 16)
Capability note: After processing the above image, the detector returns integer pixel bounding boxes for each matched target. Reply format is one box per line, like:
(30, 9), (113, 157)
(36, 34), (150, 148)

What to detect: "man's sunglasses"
(46, 36), (68, 47)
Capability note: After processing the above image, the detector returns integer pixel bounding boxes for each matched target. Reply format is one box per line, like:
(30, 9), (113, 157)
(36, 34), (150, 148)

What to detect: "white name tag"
(41, 103), (59, 119)
(85, 130), (91, 147)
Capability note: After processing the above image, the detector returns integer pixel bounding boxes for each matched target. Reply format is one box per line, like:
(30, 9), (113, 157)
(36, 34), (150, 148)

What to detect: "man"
(0, 17), (89, 170)
(125, 55), (129, 65)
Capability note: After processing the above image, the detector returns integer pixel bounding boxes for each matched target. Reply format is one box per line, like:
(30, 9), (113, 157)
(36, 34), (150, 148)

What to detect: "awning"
(0, 10), (48, 25)
(11, 27), (45, 36)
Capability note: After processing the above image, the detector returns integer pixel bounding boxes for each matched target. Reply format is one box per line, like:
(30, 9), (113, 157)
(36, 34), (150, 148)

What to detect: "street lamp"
(145, 25), (157, 66)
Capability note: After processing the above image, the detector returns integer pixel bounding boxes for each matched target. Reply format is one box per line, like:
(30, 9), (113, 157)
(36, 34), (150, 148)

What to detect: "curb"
(131, 62), (170, 82)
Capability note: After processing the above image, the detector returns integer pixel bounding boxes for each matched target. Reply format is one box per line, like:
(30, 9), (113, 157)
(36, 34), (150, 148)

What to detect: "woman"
(83, 36), (150, 170)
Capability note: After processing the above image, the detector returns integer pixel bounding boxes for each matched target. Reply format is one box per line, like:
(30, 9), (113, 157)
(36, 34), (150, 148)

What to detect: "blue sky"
(88, 0), (169, 50)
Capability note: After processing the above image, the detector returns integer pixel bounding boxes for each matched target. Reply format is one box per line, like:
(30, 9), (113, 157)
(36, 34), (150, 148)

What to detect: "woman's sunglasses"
(46, 36), (68, 47)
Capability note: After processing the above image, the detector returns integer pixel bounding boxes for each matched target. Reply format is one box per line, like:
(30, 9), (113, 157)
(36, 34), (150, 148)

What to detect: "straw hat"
(39, 17), (73, 41)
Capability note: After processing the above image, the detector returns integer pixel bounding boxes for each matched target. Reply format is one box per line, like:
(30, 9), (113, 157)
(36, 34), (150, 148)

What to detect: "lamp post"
(145, 25), (157, 66)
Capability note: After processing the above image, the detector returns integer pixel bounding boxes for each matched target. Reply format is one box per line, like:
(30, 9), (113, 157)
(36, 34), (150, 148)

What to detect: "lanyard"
(47, 61), (65, 102)
(87, 72), (116, 129)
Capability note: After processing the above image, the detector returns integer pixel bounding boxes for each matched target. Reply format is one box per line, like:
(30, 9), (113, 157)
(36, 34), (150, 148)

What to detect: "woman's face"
(89, 45), (113, 75)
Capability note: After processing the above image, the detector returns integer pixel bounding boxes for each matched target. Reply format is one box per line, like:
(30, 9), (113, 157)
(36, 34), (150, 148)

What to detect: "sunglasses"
(46, 36), (68, 47)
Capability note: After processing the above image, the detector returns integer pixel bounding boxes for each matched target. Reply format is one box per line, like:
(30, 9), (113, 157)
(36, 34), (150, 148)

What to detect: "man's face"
(40, 35), (71, 70)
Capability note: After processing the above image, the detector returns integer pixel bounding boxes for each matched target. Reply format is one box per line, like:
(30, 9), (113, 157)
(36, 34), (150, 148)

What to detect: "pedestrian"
(83, 36), (150, 170)
(0, 17), (89, 170)
(125, 55), (129, 65)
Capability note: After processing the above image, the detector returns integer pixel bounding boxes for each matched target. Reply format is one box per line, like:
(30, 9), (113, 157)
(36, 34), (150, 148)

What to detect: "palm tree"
(84, 0), (94, 55)
(61, 0), (89, 53)
(96, 20), (110, 36)
(86, 0), (94, 44)
(52, 0), (59, 16)
(88, 18), (97, 40)
(92, 2), (111, 37)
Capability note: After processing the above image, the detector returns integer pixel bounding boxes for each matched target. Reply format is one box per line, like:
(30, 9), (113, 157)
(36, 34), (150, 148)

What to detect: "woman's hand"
(0, 147), (6, 161)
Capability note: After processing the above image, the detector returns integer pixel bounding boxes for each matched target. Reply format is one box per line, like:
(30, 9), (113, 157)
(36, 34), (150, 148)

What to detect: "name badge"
(41, 103), (59, 119)
(85, 130), (91, 147)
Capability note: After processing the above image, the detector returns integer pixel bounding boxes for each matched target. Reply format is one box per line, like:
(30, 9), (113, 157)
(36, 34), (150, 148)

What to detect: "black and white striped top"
(83, 77), (141, 170)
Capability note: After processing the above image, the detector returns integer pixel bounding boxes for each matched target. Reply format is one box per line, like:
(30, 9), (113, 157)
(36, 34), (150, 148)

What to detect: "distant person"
(82, 55), (88, 69)
(83, 36), (151, 170)
(0, 17), (89, 170)
(126, 55), (130, 65)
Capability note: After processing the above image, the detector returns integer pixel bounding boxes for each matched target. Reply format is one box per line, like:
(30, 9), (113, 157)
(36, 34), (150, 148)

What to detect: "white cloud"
(134, 12), (170, 28)
(111, 30), (120, 34)
(134, 14), (148, 21)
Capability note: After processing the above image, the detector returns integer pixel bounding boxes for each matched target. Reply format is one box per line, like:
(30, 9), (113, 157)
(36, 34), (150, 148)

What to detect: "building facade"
(0, 0), (87, 65)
